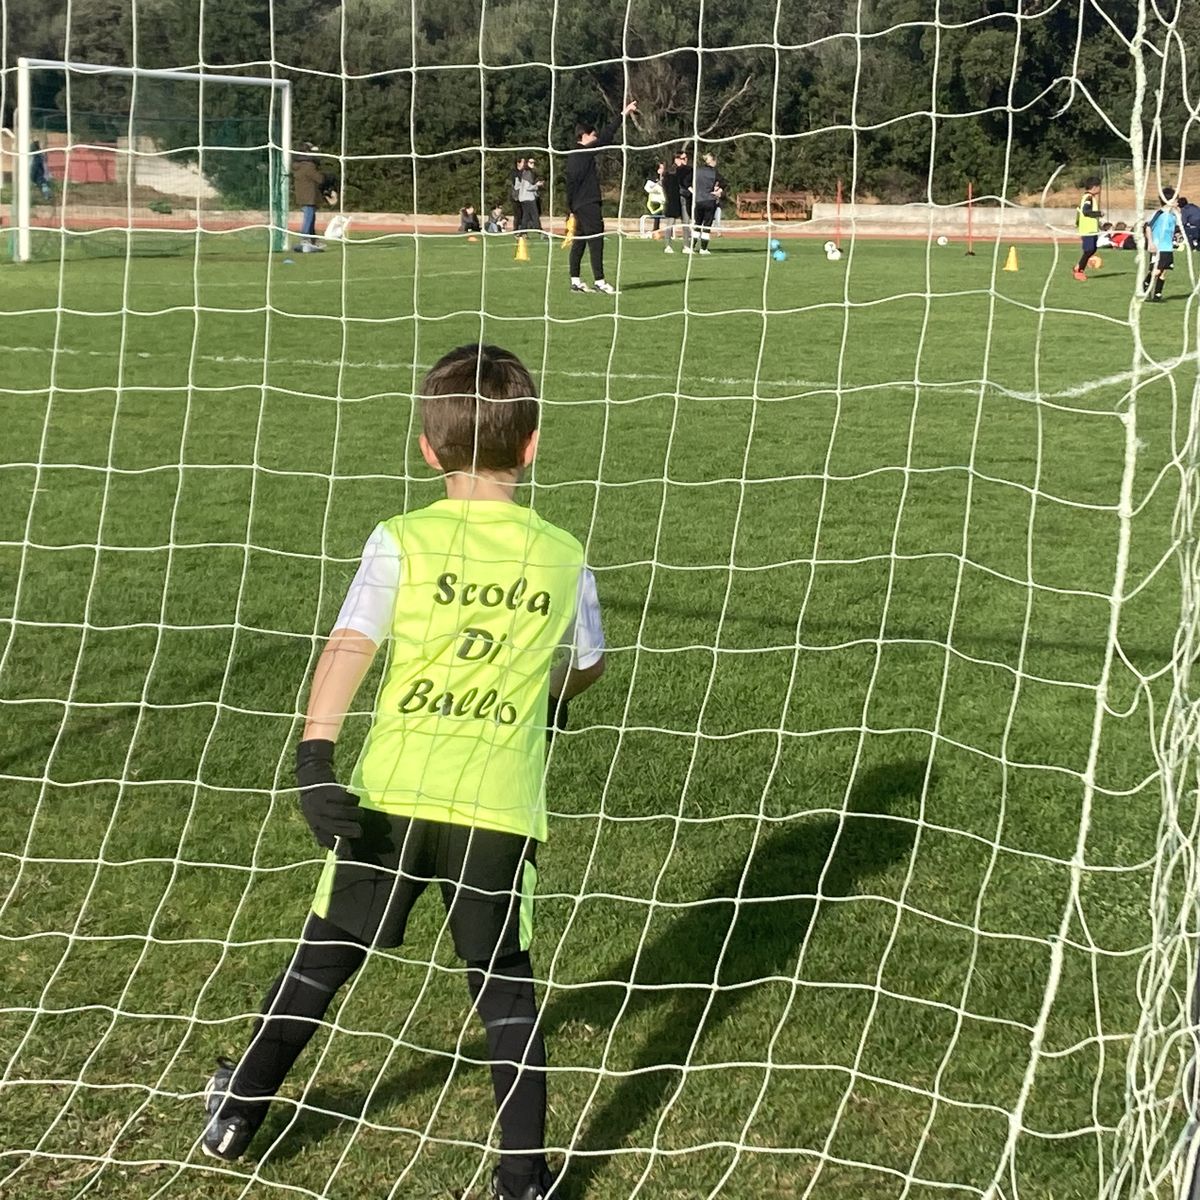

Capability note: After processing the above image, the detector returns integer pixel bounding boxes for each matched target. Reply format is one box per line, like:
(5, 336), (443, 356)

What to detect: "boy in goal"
(200, 343), (607, 1200)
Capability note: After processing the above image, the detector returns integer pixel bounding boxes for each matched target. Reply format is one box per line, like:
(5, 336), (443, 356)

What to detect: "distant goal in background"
(8, 58), (290, 261)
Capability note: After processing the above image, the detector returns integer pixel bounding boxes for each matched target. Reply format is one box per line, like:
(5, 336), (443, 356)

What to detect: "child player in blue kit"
(201, 344), (606, 1200)
(1143, 187), (1180, 302)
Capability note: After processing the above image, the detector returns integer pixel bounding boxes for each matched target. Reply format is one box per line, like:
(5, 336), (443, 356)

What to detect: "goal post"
(7, 4), (1200, 1198)
(11, 57), (291, 262)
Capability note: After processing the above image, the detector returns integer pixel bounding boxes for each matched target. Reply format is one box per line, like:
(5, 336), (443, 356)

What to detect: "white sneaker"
(594, 280), (617, 295)
(664, 244), (674, 254)
(699, 248), (711, 255)
(570, 281), (591, 293)
(682, 246), (693, 255)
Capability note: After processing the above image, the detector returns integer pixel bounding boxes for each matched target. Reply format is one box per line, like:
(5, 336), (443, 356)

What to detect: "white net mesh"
(10, 61), (288, 261)
(3, 2), (1200, 1199)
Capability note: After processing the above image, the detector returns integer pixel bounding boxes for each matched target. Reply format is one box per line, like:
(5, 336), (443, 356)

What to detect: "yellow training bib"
(350, 499), (583, 842)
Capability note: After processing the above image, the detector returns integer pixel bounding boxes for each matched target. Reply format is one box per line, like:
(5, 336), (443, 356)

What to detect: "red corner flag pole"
(965, 181), (976, 256)
(835, 178), (843, 249)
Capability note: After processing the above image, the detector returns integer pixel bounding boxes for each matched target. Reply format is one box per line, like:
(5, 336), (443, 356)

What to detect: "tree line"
(3, 0), (1198, 216)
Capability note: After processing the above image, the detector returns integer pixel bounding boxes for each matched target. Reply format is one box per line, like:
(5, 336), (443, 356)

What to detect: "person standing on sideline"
(661, 149), (690, 254)
(691, 150), (723, 255)
(1178, 195), (1200, 250)
(511, 157), (526, 231)
(565, 99), (638, 294)
(292, 143), (332, 253)
(517, 157), (544, 235)
(1143, 187), (1180, 302)
(30, 141), (53, 201)
(644, 161), (665, 236)
(1073, 176), (1103, 281)
(675, 146), (694, 253)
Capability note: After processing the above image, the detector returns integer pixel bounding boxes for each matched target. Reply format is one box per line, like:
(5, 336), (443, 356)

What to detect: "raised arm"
(594, 99), (638, 148)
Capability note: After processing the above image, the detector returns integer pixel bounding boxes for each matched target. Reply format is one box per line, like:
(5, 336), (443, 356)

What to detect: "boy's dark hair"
(1162, 186), (1176, 201)
(1178, 195), (1189, 206)
(575, 121), (596, 141)
(420, 344), (539, 474)
(1082, 175), (1101, 189)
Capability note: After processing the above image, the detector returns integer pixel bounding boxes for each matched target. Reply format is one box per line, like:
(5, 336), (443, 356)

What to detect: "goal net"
(2, 3), (1200, 1200)
(9, 59), (289, 261)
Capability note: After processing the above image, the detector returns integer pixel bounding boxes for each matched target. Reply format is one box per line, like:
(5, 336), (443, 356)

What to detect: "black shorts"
(1154, 250), (1175, 271)
(310, 811), (537, 963)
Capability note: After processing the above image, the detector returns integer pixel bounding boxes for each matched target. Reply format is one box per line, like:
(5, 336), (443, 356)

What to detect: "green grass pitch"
(0, 230), (1195, 1199)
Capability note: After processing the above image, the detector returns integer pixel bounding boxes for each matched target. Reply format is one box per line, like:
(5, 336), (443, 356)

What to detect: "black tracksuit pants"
(569, 204), (605, 280)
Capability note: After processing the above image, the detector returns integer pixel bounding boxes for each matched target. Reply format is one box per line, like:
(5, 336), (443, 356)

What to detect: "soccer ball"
(769, 238), (781, 251)
(1088, 254), (1102, 269)
(772, 248), (787, 262)
(826, 247), (842, 262)
(823, 240), (837, 253)
(936, 236), (949, 247)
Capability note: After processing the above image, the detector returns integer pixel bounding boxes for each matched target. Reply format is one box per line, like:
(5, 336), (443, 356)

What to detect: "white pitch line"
(0, 342), (1195, 406)
(0, 342), (830, 392)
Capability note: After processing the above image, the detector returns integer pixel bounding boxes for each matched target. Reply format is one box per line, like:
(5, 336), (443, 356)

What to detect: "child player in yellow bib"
(201, 344), (606, 1200)
(1073, 176), (1103, 281)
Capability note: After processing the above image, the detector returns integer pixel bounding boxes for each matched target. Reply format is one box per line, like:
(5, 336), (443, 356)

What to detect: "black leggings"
(569, 204), (605, 280)
(221, 912), (547, 1186)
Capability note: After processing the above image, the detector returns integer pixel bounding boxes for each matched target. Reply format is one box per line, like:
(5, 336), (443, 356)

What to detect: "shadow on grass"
(616, 279), (686, 293)
(596, 592), (1171, 665)
(692, 244), (776, 255)
(260, 759), (924, 1196)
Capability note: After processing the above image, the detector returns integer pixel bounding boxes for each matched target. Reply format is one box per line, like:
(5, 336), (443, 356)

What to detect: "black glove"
(547, 693), (571, 743)
(295, 739), (362, 850)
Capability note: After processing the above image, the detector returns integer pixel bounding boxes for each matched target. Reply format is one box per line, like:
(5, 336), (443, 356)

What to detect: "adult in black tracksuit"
(661, 148), (691, 253)
(692, 151), (725, 254)
(565, 99), (637, 293)
(675, 149), (693, 226)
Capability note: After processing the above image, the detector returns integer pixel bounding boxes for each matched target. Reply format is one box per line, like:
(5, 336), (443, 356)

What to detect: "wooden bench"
(735, 190), (810, 221)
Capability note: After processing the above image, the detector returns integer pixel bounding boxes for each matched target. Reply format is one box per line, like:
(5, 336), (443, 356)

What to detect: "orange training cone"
(467, 235), (478, 243)
(514, 236), (530, 262)
(1003, 246), (1018, 272)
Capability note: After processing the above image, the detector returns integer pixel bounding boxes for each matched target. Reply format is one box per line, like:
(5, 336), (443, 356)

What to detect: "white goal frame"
(12, 57), (292, 263)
